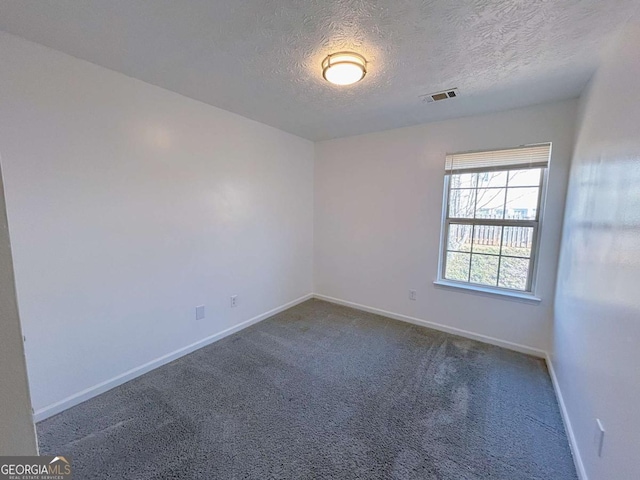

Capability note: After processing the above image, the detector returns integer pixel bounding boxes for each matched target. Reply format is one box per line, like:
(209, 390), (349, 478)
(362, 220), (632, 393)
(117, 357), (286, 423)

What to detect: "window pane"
(505, 187), (539, 220)
(508, 168), (541, 187)
(501, 226), (533, 257)
(449, 189), (476, 218)
(477, 170), (507, 188)
(475, 188), (506, 219)
(447, 224), (472, 252)
(472, 225), (502, 254)
(445, 252), (470, 282)
(470, 254), (499, 286)
(450, 172), (477, 189)
(498, 257), (530, 290)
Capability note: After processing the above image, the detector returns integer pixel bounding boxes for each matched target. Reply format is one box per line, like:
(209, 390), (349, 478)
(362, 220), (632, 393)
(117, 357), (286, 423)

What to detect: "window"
(438, 144), (551, 295)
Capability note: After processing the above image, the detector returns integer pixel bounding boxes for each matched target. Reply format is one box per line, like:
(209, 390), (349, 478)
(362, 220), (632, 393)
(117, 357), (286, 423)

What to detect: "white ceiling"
(1, 0), (638, 141)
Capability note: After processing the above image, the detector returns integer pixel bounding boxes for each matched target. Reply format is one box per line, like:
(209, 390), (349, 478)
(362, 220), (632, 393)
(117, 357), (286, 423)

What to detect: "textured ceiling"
(1, 0), (639, 140)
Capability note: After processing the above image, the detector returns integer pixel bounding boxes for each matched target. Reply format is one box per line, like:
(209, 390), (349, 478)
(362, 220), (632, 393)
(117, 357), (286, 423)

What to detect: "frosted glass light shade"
(322, 52), (367, 86)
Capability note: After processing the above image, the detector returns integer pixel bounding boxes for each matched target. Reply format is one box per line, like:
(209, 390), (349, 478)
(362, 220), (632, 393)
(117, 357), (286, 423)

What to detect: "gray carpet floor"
(38, 299), (577, 479)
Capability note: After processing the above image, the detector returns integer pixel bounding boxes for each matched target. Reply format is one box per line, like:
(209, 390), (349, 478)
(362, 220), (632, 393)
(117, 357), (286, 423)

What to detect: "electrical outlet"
(409, 290), (417, 301)
(594, 419), (605, 457)
(230, 295), (238, 308)
(195, 305), (205, 320)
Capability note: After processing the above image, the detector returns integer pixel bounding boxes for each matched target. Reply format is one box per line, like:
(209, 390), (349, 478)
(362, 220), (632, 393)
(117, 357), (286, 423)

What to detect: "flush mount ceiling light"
(322, 52), (367, 86)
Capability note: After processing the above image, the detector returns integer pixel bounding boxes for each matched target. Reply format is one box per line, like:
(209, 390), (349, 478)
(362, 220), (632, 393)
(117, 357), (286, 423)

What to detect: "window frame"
(437, 152), (549, 298)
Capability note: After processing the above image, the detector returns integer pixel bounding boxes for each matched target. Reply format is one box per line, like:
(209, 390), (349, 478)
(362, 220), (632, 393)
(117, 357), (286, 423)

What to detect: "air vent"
(420, 88), (459, 103)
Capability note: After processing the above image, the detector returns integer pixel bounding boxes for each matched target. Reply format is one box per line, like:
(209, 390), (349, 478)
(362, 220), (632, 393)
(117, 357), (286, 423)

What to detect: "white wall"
(552, 24), (640, 480)
(0, 162), (38, 454)
(0, 32), (314, 418)
(315, 100), (577, 353)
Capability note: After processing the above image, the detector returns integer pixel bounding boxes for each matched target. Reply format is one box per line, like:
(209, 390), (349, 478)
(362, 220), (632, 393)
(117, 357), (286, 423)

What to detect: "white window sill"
(433, 280), (541, 304)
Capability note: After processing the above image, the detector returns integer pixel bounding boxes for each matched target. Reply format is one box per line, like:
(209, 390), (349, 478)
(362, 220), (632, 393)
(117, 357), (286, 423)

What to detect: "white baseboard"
(312, 293), (547, 358)
(545, 353), (588, 480)
(313, 294), (587, 477)
(33, 293), (313, 422)
(34, 291), (585, 480)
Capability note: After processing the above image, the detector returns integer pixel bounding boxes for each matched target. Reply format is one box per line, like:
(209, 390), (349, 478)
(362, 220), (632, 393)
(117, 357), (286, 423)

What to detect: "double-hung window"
(438, 144), (551, 296)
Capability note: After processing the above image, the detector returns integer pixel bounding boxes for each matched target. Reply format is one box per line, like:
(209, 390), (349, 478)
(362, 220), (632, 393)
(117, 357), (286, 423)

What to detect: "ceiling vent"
(420, 88), (459, 103)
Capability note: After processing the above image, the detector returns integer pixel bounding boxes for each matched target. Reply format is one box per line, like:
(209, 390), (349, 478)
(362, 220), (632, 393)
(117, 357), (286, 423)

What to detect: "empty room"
(1, 1), (639, 479)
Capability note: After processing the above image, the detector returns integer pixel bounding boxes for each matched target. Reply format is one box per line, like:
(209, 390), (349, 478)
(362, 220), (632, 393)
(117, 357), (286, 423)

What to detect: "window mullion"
(494, 170), (510, 287)
(467, 223), (475, 283)
(496, 226), (505, 287)
(467, 184), (479, 282)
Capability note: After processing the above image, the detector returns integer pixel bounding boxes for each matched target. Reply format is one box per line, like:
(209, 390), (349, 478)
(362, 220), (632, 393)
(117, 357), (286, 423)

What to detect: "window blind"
(445, 143), (551, 174)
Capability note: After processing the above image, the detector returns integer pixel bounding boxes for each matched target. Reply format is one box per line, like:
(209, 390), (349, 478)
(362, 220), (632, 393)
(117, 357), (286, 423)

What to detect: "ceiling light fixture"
(322, 52), (367, 86)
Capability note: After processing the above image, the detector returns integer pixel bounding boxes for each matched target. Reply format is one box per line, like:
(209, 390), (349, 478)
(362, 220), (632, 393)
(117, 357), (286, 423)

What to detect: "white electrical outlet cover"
(195, 305), (205, 320)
